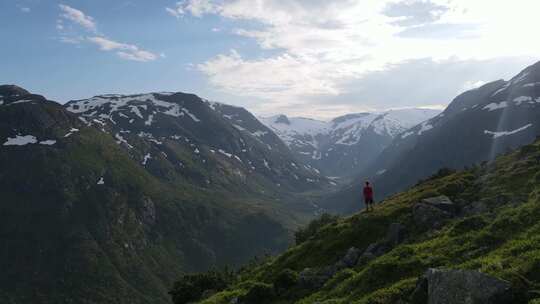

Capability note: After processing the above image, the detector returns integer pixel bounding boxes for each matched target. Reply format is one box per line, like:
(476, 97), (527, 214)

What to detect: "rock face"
(299, 222), (408, 290)
(64, 92), (328, 193)
(411, 268), (513, 304)
(413, 196), (457, 229)
(386, 222), (407, 247)
(359, 222), (407, 263)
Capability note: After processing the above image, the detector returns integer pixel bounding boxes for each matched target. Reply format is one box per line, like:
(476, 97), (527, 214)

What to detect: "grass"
(196, 139), (540, 304)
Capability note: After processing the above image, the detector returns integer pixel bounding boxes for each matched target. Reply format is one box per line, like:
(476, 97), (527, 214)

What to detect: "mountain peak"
(0, 85), (30, 97)
(274, 114), (290, 125)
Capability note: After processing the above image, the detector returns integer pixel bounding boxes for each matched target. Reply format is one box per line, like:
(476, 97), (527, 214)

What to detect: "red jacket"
(363, 186), (373, 199)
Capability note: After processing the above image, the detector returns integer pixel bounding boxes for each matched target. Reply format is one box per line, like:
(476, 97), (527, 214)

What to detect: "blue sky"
(1, 0), (539, 119)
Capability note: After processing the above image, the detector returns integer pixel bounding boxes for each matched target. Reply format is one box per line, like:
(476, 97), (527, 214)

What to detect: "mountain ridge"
(259, 108), (440, 178)
(321, 60), (540, 213)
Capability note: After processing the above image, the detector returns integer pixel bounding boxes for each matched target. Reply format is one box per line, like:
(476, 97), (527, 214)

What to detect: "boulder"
(299, 247), (362, 290)
(298, 268), (330, 290)
(386, 223), (407, 247)
(411, 268), (513, 304)
(421, 196), (457, 214)
(461, 201), (488, 216)
(413, 196), (457, 229)
(339, 247), (361, 268)
(357, 242), (390, 265)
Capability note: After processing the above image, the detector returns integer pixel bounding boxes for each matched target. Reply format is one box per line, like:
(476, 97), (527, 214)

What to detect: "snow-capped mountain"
(0, 85), (302, 303)
(260, 108), (440, 177)
(65, 92), (328, 193)
(322, 60), (540, 213)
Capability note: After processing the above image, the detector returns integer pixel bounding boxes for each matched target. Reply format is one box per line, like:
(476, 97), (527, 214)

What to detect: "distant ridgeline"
(176, 135), (540, 304)
(322, 60), (540, 214)
(0, 84), (330, 303)
(260, 108), (440, 178)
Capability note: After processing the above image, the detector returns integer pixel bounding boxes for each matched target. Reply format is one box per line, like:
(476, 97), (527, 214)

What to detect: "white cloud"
(57, 5), (158, 63)
(462, 80), (487, 92)
(19, 6), (31, 13)
(175, 0), (540, 117)
(166, 6), (183, 18)
(87, 37), (158, 62)
(167, 0), (219, 18)
(59, 4), (97, 32)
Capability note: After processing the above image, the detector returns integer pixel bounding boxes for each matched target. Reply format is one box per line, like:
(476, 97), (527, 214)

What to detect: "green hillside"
(0, 89), (296, 304)
(182, 138), (540, 303)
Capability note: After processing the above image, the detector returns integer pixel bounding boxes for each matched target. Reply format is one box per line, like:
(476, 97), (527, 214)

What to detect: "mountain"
(0, 85), (323, 304)
(260, 108), (440, 178)
(65, 93), (328, 194)
(322, 60), (540, 213)
(178, 137), (540, 304)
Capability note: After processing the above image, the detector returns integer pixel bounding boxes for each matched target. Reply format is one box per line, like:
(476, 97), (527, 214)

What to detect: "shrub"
(273, 269), (299, 293)
(239, 282), (275, 303)
(295, 213), (340, 245)
(169, 268), (235, 304)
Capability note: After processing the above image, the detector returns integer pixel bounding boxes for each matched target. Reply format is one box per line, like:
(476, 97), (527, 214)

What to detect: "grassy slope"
(200, 139), (540, 303)
(0, 119), (290, 304)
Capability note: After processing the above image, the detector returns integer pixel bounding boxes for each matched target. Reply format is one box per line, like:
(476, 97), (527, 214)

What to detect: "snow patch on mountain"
(3, 135), (38, 146)
(484, 124), (533, 139)
(483, 101), (508, 111)
(39, 140), (57, 145)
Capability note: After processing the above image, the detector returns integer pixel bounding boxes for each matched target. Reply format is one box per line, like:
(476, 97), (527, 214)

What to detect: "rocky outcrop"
(299, 222), (408, 290)
(410, 268), (513, 304)
(359, 222), (407, 264)
(461, 200), (489, 216)
(386, 222), (407, 247)
(413, 196), (457, 229)
(299, 247), (361, 290)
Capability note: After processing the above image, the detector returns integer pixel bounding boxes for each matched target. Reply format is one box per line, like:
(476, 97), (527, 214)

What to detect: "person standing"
(363, 181), (374, 212)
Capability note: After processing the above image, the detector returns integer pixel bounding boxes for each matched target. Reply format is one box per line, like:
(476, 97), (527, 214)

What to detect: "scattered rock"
(386, 223), (407, 247)
(358, 222), (407, 265)
(201, 289), (217, 299)
(339, 247), (361, 268)
(461, 201), (488, 216)
(413, 196), (457, 229)
(360, 242), (389, 261)
(422, 196), (457, 214)
(410, 268), (513, 304)
(410, 275), (428, 304)
(298, 268), (330, 290)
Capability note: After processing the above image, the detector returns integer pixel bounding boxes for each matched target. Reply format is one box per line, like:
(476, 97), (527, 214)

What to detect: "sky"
(1, 0), (539, 119)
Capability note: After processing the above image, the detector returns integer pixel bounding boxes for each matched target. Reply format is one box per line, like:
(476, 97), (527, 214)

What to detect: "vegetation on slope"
(174, 138), (540, 303)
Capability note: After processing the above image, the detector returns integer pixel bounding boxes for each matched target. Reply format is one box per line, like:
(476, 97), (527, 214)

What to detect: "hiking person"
(363, 181), (374, 212)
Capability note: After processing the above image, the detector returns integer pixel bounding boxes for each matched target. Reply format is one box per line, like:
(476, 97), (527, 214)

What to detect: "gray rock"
(201, 289), (217, 299)
(141, 197), (156, 226)
(413, 196), (457, 229)
(358, 242), (390, 264)
(421, 196), (457, 214)
(298, 268), (330, 290)
(413, 268), (513, 304)
(339, 247), (361, 268)
(410, 275), (428, 304)
(461, 201), (488, 216)
(386, 223), (407, 247)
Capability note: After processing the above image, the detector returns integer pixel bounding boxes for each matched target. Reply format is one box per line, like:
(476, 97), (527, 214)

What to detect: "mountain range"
(260, 108), (440, 178)
(0, 85), (329, 304)
(322, 60), (540, 213)
(1, 59), (540, 303)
